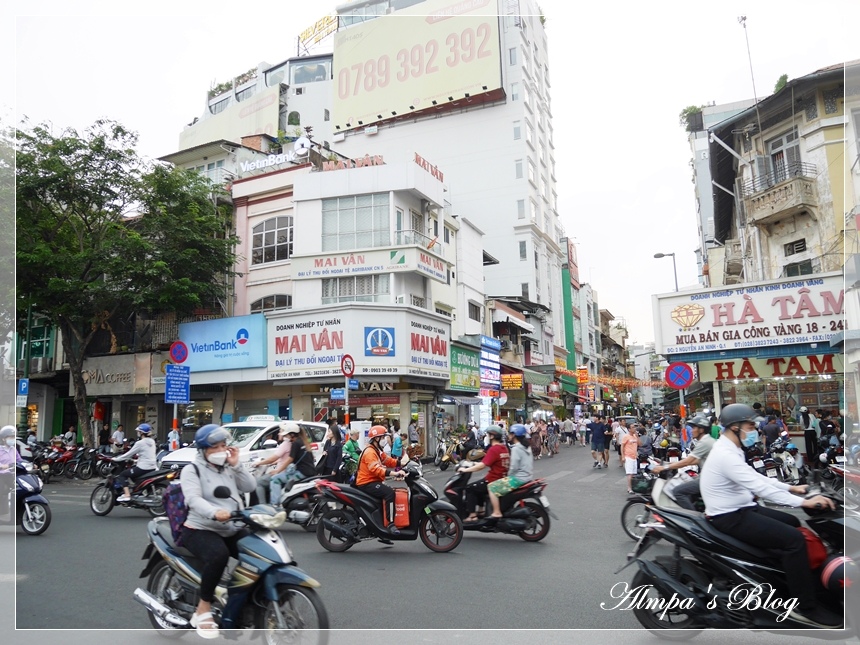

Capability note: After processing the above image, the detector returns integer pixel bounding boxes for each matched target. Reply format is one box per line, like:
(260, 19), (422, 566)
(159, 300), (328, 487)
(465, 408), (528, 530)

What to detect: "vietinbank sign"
(179, 315), (266, 372)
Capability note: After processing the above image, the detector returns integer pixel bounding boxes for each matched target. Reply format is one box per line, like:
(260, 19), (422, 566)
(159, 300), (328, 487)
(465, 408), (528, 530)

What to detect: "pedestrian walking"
(111, 424), (126, 454)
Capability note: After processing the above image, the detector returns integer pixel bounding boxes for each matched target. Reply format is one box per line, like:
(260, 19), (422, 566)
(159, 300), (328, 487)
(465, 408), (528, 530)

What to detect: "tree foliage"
(678, 105), (705, 132)
(16, 119), (239, 445)
(774, 73), (788, 94)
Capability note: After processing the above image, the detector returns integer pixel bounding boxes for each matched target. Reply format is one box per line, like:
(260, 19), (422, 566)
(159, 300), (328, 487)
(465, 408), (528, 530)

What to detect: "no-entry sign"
(665, 362), (694, 390)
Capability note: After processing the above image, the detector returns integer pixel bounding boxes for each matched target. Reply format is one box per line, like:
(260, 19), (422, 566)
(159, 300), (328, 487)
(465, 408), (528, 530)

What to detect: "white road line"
(0, 574), (27, 582)
(542, 470), (573, 481)
(576, 473), (606, 483)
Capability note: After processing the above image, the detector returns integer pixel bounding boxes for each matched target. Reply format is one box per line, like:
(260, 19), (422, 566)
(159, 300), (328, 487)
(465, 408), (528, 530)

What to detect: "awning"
(522, 369), (553, 386)
(440, 394), (482, 406)
(491, 309), (535, 333)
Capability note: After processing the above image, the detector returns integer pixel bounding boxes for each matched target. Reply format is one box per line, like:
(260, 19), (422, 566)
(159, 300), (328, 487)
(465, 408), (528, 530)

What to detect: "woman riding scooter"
(355, 425), (408, 533)
(114, 424), (157, 503)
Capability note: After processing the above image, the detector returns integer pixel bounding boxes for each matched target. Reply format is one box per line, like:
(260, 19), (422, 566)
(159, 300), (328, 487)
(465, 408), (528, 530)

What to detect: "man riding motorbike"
(355, 425), (409, 533)
(456, 426), (510, 523)
(651, 414), (714, 510)
(700, 403), (839, 628)
(0, 426), (23, 516)
(486, 424), (534, 519)
(115, 424), (157, 503)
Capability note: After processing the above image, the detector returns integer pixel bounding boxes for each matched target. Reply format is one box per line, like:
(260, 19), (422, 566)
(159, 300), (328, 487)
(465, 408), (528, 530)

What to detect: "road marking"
(0, 574), (27, 583)
(542, 470), (573, 481)
(577, 473), (606, 483)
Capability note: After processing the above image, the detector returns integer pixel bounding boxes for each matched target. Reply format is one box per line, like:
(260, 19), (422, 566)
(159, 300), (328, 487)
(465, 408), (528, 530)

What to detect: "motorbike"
(824, 463), (860, 511)
(621, 459), (702, 541)
(746, 443), (782, 480)
(0, 462), (52, 535)
(442, 459), (555, 541)
(64, 447), (97, 480)
(616, 476), (857, 634)
(314, 459), (463, 552)
(89, 466), (177, 517)
(439, 435), (462, 471)
(134, 491), (328, 642)
(276, 474), (340, 532)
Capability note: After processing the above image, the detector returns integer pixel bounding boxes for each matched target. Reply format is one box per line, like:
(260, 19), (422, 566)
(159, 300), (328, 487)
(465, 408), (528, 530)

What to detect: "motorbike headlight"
(19, 479), (34, 492)
(250, 511), (286, 529)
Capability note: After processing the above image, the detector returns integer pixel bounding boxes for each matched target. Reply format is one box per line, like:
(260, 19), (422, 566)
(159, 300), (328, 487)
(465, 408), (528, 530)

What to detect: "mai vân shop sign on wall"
(653, 272), (844, 356)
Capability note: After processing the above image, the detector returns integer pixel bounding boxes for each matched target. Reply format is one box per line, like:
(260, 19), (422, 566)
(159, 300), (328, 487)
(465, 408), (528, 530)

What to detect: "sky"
(9, 1), (860, 346)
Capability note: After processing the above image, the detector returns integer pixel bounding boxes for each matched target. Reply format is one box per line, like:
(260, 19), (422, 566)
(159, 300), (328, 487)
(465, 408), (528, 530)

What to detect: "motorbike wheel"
(621, 499), (652, 541)
(316, 509), (356, 552)
(78, 462), (94, 480)
(90, 484), (115, 516)
(418, 509), (462, 553)
(257, 584), (329, 645)
(97, 461), (112, 479)
(518, 501), (551, 542)
(630, 568), (703, 636)
(20, 502), (51, 536)
(147, 485), (168, 517)
(434, 451), (442, 467)
(439, 460), (450, 471)
(52, 462), (66, 478)
(303, 499), (332, 533)
(146, 560), (188, 638)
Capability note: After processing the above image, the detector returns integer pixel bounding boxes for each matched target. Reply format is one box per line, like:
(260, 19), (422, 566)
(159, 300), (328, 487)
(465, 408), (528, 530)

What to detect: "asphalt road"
(7, 444), (855, 643)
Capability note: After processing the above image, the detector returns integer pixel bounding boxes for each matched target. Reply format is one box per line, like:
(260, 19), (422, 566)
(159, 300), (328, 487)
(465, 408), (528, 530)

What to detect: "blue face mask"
(741, 428), (758, 448)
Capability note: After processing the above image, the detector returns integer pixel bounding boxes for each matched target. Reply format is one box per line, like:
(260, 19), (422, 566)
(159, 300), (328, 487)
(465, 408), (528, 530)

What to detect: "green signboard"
(450, 346), (479, 391)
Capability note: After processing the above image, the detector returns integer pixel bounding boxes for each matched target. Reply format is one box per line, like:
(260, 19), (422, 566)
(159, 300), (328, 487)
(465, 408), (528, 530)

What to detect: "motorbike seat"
(699, 517), (779, 561)
(155, 519), (198, 560)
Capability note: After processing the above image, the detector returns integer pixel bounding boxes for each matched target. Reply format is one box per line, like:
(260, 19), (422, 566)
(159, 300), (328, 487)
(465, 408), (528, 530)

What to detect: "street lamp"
(653, 252), (678, 292)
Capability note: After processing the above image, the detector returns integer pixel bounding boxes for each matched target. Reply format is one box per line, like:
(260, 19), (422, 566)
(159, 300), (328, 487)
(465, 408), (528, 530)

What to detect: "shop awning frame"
(440, 394), (482, 406)
(491, 310), (535, 333)
(522, 369), (553, 386)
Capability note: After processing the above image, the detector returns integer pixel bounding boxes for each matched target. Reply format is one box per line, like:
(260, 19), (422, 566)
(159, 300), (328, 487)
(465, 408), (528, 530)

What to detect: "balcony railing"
(741, 162), (817, 197)
(393, 229), (446, 259)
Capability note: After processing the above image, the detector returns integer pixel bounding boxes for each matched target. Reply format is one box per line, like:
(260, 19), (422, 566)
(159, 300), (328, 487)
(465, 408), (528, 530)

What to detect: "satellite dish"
(293, 136), (312, 156)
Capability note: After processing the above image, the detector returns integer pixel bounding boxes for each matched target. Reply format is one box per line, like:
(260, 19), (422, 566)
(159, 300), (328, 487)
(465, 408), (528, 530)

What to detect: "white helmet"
(0, 425), (16, 440)
(279, 421), (300, 437)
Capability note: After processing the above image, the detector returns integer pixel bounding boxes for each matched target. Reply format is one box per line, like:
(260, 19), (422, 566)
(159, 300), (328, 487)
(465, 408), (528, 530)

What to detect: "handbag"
(315, 453), (327, 474)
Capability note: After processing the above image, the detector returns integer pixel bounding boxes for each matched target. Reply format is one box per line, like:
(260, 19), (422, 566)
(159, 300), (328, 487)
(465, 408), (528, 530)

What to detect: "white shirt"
(700, 436), (800, 517)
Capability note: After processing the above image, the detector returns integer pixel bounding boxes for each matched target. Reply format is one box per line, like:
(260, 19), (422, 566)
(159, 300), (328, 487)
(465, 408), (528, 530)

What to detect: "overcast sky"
(10, 1), (860, 345)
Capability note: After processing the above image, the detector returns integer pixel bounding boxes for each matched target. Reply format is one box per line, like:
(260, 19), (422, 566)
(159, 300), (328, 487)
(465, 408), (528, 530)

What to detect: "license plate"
(836, 456), (847, 463)
(753, 460), (764, 469)
(539, 495), (550, 507)
(669, 457), (678, 463)
(766, 469), (778, 478)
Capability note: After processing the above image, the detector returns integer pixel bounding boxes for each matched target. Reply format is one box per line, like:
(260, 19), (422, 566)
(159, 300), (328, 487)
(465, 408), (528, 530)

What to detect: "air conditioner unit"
(513, 344), (523, 355)
(500, 340), (512, 351)
(32, 357), (44, 373)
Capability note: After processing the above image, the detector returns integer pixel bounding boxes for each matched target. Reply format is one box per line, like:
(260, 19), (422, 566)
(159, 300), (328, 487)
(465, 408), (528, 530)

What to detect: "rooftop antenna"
(738, 16), (764, 143)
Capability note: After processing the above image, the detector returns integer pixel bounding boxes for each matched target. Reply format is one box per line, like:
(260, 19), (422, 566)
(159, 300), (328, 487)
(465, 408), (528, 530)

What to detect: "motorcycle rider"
(651, 415), (714, 510)
(486, 424), (534, 519)
(180, 423), (257, 639)
(700, 403), (840, 627)
(457, 426), (510, 523)
(114, 424), (157, 503)
(251, 423), (292, 503)
(269, 423), (316, 503)
(355, 425), (408, 533)
(341, 428), (361, 481)
(0, 426), (23, 516)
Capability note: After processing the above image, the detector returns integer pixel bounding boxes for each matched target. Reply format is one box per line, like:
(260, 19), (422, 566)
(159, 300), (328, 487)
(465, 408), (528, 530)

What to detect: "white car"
(160, 416), (328, 471)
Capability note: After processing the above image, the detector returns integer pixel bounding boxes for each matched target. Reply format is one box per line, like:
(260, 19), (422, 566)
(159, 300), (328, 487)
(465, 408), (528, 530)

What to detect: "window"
(324, 109), (330, 122)
(784, 239), (807, 256)
(289, 59), (331, 84)
(250, 295), (292, 313)
(523, 83), (531, 107)
(540, 175), (548, 200)
(468, 302), (481, 322)
(444, 227), (451, 244)
(24, 320), (52, 359)
(528, 160), (536, 185)
(521, 283), (529, 299)
(759, 126), (800, 185)
(321, 193), (390, 251)
(509, 47), (517, 65)
(435, 308), (452, 318)
(510, 82), (520, 101)
(210, 97), (230, 115)
(515, 159), (523, 179)
(194, 159), (225, 183)
(251, 216), (293, 265)
(525, 120), (533, 146)
(519, 240), (527, 260)
(235, 85), (256, 102)
(513, 120), (521, 140)
(530, 199), (538, 222)
(265, 64), (287, 87)
(322, 275), (390, 304)
(517, 199), (525, 219)
(784, 260), (814, 277)
(433, 219), (439, 237)
(288, 111), (301, 126)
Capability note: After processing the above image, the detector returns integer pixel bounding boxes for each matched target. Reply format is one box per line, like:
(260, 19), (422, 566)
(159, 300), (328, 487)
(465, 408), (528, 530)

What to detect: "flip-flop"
(191, 612), (219, 639)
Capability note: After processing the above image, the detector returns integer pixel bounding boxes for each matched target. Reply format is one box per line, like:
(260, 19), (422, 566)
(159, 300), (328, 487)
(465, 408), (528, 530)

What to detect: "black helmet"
(688, 415), (711, 430)
(719, 404), (758, 429)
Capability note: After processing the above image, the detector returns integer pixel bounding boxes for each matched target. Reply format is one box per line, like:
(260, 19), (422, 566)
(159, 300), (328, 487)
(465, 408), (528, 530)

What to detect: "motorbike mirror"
(262, 439), (278, 449)
(213, 486), (232, 499)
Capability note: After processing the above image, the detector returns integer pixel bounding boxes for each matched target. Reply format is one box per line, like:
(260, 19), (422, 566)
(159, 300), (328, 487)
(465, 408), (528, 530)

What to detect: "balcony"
(741, 163), (818, 226)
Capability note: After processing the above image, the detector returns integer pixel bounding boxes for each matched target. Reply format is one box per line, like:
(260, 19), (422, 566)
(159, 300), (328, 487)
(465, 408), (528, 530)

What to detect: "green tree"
(774, 74), (788, 93)
(678, 105), (705, 132)
(16, 119), (239, 446)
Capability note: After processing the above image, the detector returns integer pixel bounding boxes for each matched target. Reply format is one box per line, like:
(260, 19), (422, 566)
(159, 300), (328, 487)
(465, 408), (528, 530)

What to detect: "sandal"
(191, 611), (219, 639)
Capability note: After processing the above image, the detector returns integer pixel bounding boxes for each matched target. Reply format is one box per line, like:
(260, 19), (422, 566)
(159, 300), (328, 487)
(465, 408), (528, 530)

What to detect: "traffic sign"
(165, 364), (191, 404)
(17, 378), (29, 408)
(665, 362), (694, 390)
(169, 341), (189, 364)
(348, 378), (359, 390)
(330, 388), (346, 400)
(341, 354), (355, 377)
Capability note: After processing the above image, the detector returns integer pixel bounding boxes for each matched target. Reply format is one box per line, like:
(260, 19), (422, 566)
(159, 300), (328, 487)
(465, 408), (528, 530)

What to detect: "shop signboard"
(291, 247), (448, 284)
(450, 346), (480, 391)
(479, 335), (501, 392)
(74, 354), (138, 396)
(652, 272), (844, 355)
(179, 314), (267, 372)
(501, 373), (523, 389)
(698, 354), (844, 381)
(267, 305), (450, 380)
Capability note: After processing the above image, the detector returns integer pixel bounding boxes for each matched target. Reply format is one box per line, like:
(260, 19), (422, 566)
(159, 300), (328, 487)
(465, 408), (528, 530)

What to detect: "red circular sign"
(169, 341), (189, 364)
(665, 362), (694, 390)
(341, 354), (355, 378)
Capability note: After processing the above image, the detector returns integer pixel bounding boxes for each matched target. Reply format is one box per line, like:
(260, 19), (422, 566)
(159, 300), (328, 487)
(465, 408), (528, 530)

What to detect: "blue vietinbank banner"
(179, 315), (267, 372)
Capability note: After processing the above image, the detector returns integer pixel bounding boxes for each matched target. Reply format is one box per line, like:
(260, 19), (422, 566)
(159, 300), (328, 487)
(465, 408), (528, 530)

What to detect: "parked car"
(160, 416), (328, 471)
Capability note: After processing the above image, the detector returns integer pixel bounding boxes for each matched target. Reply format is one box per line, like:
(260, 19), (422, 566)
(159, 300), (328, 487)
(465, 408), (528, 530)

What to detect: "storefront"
(436, 343), (481, 433)
(499, 370), (526, 424)
(477, 335), (501, 428)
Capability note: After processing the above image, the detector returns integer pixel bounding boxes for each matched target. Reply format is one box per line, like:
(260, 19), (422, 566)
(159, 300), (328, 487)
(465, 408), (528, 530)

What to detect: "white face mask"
(380, 437), (390, 448)
(207, 450), (228, 466)
(5, 438), (14, 447)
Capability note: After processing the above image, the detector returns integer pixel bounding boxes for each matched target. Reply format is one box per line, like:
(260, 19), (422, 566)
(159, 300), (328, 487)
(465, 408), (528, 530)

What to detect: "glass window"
(517, 199), (525, 219)
(784, 260), (814, 277)
(525, 120), (533, 146)
(251, 216), (293, 265)
(324, 109), (330, 122)
(289, 59), (331, 84)
(321, 193), (390, 251)
(510, 82), (519, 101)
(521, 283), (529, 299)
(528, 160), (536, 185)
(509, 48), (517, 65)
(250, 295), (293, 313)
(235, 85), (256, 102)
(468, 302), (481, 321)
(265, 64), (287, 87)
(321, 275), (390, 304)
(513, 120), (521, 140)
(288, 111), (301, 126)
(519, 240), (527, 260)
(444, 227), (450, 244)
(210, 97), (230, 115)
(515, 159), (523, 179)
(530, 199), (538, 222)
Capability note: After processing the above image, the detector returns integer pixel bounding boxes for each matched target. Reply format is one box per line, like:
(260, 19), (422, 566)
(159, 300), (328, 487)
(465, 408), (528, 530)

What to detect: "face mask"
(207, 450), (228, 466)
(380, 437), (390, 448)
(5, 439), (13, 447)
(740, 428), (758, 448)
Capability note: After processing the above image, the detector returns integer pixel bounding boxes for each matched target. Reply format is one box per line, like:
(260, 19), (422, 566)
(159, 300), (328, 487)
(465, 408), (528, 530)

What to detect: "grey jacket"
(508, 442), (533, 482)
(181, 453), (257, 536)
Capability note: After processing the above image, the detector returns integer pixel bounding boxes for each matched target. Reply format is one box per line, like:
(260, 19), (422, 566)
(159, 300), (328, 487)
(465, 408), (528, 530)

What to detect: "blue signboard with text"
(179, 314), (267, 372)
(165, 365), (191, 404)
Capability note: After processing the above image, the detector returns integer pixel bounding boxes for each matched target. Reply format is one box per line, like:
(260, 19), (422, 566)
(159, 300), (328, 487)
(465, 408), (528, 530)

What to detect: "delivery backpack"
(162, 464), (199, 548)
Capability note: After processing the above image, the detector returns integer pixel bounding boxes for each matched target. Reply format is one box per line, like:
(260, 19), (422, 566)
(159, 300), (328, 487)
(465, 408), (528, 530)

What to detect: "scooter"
(0, 462), (52, 535)
(277, 474), (339, 532)
(621, 459), (702, 541)
(314, 460), (463, 553)
(134, 491), (328, 640)
(443, 459), (555, 541)
(89, 466), (177, 517)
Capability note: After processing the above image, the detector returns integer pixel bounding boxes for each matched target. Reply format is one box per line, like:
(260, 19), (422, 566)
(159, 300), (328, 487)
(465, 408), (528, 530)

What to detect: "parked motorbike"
(315, 460), (463, 552)
(746, 443), (782, 480)
(439, 435), (462, 471)
(824, 463), (860, 511)
(89, 467), (176, 517)
(443, 460), (555, 541)
(0, 462), (52, 535)
(616, 479), (856, 633)
(65, 447), (97, 480)
(134, 492), (328, 641)
(95, 450), (124, 478)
